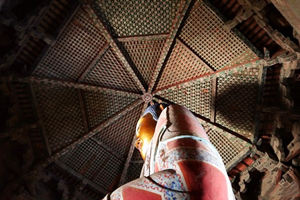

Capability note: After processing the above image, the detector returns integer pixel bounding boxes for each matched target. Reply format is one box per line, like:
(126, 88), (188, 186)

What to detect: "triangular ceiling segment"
(33, 8), (107, 81)
(83, 89), (139, 129)
(80, 46), (140, 92)
(157, 77), (213, 119)
(119, 36), (166, 85)
(92, 0), (182, 37)
(59, 103), (144, 191)
(179, 1), (259, 71)
(156, 39), (213, 90)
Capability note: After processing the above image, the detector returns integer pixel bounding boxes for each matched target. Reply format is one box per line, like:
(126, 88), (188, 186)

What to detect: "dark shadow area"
(0, 0), (46, 55)
(263, 4), (299, 45)
(0, 24), (16, 58)
(234, 170), (265, 200)
(0, 0), (46, 21)
(291, 69), (300, 112)
(214, 82), (260, 140)
(0, 86), (11, 133)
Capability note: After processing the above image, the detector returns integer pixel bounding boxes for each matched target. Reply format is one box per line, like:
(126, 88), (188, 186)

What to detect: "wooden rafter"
(18, 76), (141, 98)
(31, 98), (144, 172)
(82, 5), (146, 93)
(78, 43), (110, 81)
(148, 0), (193, 92)
(154, 52), (299, 94)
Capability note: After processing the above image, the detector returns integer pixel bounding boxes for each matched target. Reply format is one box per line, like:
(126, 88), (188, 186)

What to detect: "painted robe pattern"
(103, 105), (235, 200)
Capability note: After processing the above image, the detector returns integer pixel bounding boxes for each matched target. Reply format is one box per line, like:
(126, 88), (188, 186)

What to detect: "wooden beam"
(154, 52), (299, 94)
(177, 38), (215, 72)
(118, 102), (147, 186)
(117, 34), (169, 42)
(210, 77), (217, 122)
(34, 99), (144, 171)
(228, 0), (299, 53)
(78, 43), (110, 81)
(82, 5), (146, 93)
(18, 76), (141, 98)
(253, 15), (299, 53)
(154, 95), (253, 144)
(270, 0), (300, 37)
(148, 0), (193, 92)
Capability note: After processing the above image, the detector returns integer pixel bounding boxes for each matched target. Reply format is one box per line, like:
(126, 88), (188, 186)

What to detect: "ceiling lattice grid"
(17, 0), (266, 196)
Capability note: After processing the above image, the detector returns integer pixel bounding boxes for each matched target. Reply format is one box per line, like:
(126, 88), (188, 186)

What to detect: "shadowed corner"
(214, 82), (260, 140)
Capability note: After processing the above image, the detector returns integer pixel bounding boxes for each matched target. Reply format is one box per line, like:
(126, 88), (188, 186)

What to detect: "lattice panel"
(81, 47), (140, 92)
(58, 138), (115, 187)
(34, 8), (107, 81)
(204, 124), (251, 169)
(158, 78), (212, 119)
(120, 37), (166, 85)
(83, 90), (138, 128)
(92, 0), (181, 37)
(94, 156), (124, 190)
(93, 103), (144, 158)
(27, 0), (265, 192)
(81, 146), (113, 183)
(216, 67), (259, 139)
(179, 1), (258, 71)
(157, 40), (212, 90)
(32, 83), (86, 152)
(59, 104), (143, 190)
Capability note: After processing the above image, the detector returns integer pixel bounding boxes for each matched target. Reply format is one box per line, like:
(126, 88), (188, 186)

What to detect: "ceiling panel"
(158, 77), (213, 119)
(92, 0), (181, 37)
(59, 138), (114, 190)
(58, 103), (143, 191)
(16, 0), (271, 196)
(80, 47), (140, 92)
(93, 103), (143, 158)
(179, 1), (259, 71)
(83, 90), (138, 129)
(32, 83), (86, 152)
(120, 36), (166, 85)
(157, 39), (213, 90)
(215, 67), (260, 139)
(33, 7), (107, 81)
